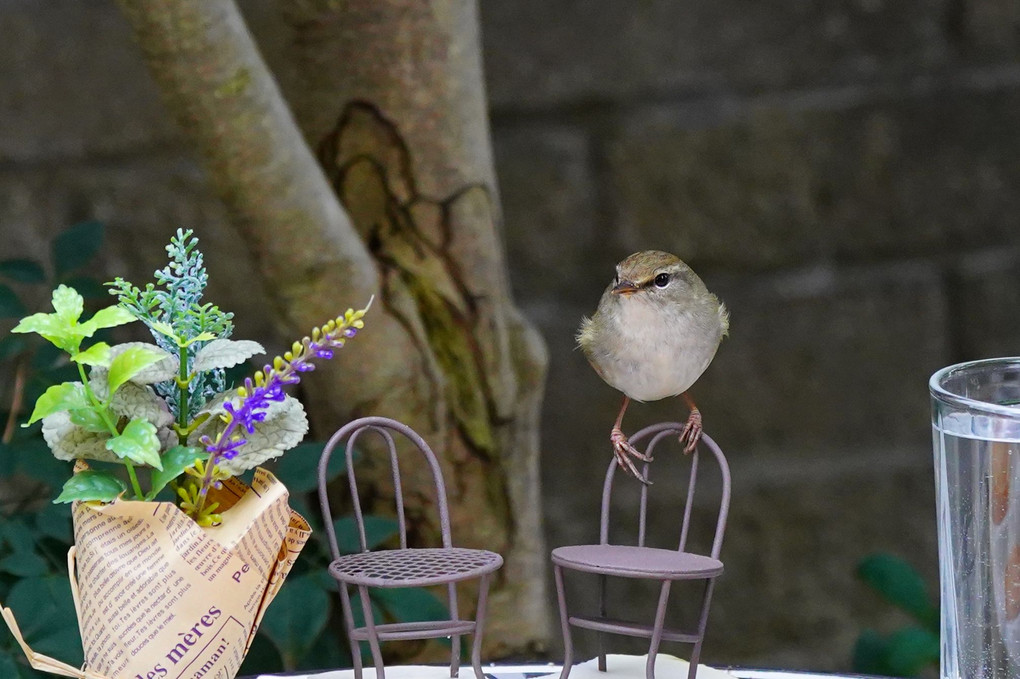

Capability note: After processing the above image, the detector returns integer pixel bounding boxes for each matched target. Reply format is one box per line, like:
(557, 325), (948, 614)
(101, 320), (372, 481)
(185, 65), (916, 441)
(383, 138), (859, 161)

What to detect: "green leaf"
(238, 635), (284, 675)
(6, 436), (67, 490)
(0, 283), (26, 318)
(50, 285), (83, 325)
(373, 586), (449, 623)
(149, 320), (176, 339)
(184, 331), (218, 346)
(31, 454), (72, 495)
(0, 259), (46, 283)
(0, 552), (48, 578)
(852, 628), (890, 676)
(884, 626), (940, 677)
(10, 311), (74, 353)
(34, 504), (72, 543)
(6, 575), (84, 666)
(857, 553), (939, 630)
(1, 520), (39, 554)
(147, 446), (208, 500)
(72, 341), (111, 367)
(349, 597), (385, 635)
(258, 575), (330, 665)
(52, 220), (103, 277)
(0, 652), (21, 679)
(103, 343), (176, 384)
(11, 286), (90, 353)
(287, 494), (322, 534)
(106, 345), (166, 395)
(25, 382), (88, 425)
(41, 411), (119, 465)
(272, 441), (346, 494)
(98, 372), (175, 426)
(53, 470), (126, 503)
(69, 407), (112, 433)
(105, 419), (162, 469)
(334, 516), (399, 554)
(293, 626), (349, 670)
(79, 305), (136, 335)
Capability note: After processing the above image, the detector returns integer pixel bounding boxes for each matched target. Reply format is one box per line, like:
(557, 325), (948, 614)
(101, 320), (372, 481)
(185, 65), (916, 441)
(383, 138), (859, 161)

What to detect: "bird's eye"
(654, 273), (670, 288)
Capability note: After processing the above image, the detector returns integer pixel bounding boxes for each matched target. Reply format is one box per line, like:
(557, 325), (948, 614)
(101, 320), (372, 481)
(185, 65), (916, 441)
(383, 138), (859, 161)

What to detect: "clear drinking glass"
(931, 358), (1020, 679)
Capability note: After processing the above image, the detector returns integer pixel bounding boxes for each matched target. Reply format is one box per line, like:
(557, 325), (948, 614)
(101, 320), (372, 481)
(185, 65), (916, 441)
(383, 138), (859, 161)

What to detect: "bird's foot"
(679, 408), (703, 454)
(611, 426), (652, 483)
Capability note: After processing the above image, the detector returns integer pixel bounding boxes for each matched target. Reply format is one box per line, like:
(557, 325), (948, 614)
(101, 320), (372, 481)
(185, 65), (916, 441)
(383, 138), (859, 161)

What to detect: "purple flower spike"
(191, 299), (370, 522)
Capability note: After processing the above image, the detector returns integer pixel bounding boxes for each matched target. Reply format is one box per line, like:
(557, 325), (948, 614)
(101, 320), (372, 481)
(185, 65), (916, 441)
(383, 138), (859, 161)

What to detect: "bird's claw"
(611, 426), (652, 484)
(679, 408), (703, 454)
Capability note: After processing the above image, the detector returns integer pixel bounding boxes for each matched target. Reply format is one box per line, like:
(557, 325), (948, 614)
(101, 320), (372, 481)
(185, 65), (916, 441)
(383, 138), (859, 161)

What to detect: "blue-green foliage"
(107, 228), (233, 416)
(853, 553), (940, 677)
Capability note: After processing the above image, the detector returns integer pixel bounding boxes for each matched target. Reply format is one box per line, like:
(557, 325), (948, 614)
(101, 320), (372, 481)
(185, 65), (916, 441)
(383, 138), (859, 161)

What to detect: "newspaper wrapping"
(1, 467), (310, 679)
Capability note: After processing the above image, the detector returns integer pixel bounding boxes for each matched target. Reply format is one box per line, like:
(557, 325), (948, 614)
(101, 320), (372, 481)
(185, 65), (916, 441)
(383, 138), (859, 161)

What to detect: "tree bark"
(115, 0), (550, 657)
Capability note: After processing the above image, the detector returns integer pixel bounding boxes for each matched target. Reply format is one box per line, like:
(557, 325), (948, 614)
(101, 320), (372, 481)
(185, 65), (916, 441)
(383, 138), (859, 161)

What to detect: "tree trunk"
(115, 0), (550, 657)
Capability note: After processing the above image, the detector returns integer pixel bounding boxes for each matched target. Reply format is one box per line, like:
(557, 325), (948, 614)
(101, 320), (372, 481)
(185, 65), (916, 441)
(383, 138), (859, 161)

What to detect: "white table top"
(248, 654), (881, 679)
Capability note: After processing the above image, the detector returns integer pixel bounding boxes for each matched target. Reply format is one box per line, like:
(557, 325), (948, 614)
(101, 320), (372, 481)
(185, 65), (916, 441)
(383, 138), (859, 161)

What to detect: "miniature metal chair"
(552, 423), (731, 679)
(317, 416), (504, 679)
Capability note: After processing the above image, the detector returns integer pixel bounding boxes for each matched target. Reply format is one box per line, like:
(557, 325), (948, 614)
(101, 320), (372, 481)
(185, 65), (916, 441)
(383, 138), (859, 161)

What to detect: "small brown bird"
(577, 250), (729, 479)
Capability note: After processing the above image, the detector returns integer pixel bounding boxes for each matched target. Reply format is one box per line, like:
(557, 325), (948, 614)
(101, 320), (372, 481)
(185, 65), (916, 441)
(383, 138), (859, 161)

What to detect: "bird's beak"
(611, 280), (639, 295)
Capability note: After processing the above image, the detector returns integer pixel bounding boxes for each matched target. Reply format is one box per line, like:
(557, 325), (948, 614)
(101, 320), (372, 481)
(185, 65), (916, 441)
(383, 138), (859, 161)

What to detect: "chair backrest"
(599, 423), (731, 560)
(317, 416), (453, 562)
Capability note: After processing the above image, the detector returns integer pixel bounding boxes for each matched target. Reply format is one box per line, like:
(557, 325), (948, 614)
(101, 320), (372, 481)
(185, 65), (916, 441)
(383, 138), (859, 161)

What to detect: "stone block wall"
(483, 0), (1020, 670)
(3, 0), (1020, 671)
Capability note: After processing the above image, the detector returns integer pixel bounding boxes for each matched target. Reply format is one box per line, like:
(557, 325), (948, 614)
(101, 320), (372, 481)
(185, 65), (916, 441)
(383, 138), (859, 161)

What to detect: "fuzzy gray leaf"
(189, 393), (308, 476)
(193, 339), (264, 372)
(88, 372), (175, 429)
(41, 411), (119, 463)
(39, 371), (177, 464)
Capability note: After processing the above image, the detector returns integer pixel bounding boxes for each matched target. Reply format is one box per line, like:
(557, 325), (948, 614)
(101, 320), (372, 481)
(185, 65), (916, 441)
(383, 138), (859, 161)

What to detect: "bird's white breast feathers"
(587, 296), (725, 402)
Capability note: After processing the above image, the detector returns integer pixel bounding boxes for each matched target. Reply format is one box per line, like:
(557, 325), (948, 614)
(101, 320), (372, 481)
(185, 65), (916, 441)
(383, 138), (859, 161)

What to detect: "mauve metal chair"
(552, 423), (731, 679)
(317, 416), (504, 679)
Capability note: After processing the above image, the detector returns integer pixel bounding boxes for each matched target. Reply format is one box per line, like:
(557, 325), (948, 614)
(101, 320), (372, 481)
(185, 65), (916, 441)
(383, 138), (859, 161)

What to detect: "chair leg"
(554, 564), (574, 679)
(687, 579), (717, 679)
(358, 585), (386, 679)
(471, 574), (493, 679)
(449, 582), (461, 678)
(597, 575), (607, 673)
(338, 583), (364, 679)
(646, 580), (672, 679)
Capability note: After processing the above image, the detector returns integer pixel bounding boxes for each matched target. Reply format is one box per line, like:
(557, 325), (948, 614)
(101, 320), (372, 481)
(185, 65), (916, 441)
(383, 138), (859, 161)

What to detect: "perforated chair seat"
(318, 417), (504, 679)
(552, 544), (722, 580)
(330, 547), (504, 587)
(552, 425), (731, 679)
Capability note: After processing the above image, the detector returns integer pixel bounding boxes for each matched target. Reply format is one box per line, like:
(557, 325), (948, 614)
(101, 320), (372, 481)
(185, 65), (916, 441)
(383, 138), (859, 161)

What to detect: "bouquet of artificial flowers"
(1, 230), (369, 679)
